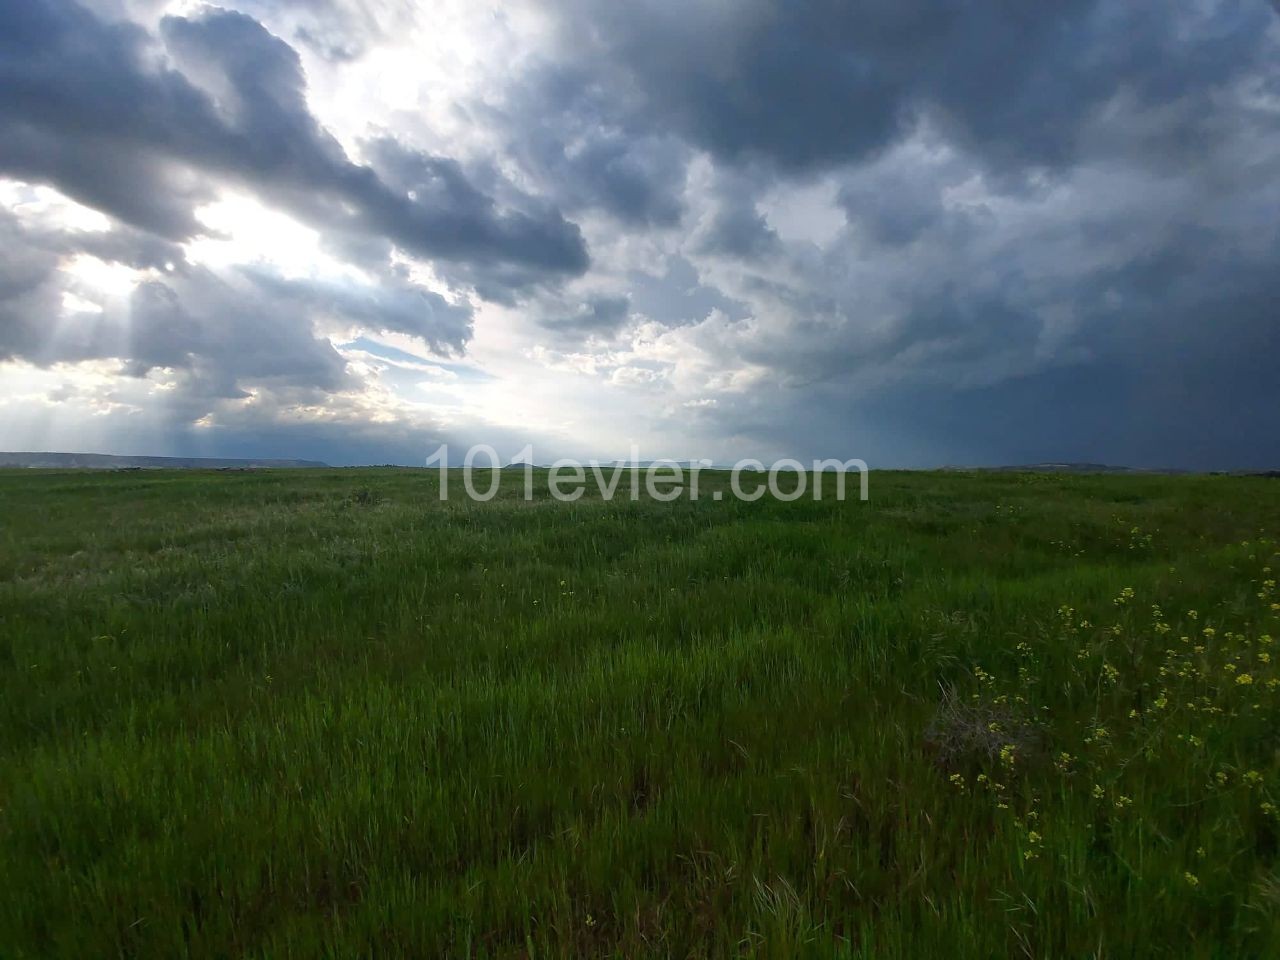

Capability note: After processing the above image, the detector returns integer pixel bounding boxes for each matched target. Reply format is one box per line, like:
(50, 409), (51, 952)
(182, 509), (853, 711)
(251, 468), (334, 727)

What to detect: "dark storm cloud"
(358, 137), (586, 276)
(504, 0), (1275, 468)
(544, 0), (1277, 176)
(714, 192), (1280, 401)
(491, 64), (689, 227)
(684, 176), (1280, 469)
(0, 1), (221, 237)
(0, 0), (588, 283)
(531, 127), (686, 227)
(543, 0), (902, 172)
(850, 338), (1280, 472)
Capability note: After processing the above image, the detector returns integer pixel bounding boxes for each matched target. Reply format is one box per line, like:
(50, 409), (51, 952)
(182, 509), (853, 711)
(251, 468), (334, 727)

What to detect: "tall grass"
(1, 468), (1278, 956)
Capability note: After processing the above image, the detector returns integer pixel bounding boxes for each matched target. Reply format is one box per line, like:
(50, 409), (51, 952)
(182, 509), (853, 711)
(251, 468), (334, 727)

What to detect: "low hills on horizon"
(1, 451), (1276, 476)
(0, 451), (329, 470)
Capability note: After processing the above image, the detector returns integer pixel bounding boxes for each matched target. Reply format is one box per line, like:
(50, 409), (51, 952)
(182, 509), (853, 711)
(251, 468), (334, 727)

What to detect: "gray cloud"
(0, 222), (66, 363)
(837, 172), (944, 249)
(539, 294), (631, 336)
(245, 268), (471, 355)
(0, 0), (588, 284)
(626, 256), (748, 330)
(0, 207), (470, 424)
(0, 229), (343, 401)
(691, 168), (782, 260)
(491, 64), (689, 227)
(542, 0), (1277, 178)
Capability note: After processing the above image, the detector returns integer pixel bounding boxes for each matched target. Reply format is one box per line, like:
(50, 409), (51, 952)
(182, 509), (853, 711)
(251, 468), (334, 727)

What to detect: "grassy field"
(2, 467), (1279, 957)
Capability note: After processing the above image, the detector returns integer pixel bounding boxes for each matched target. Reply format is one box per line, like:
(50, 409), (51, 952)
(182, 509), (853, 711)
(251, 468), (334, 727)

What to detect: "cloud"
(490, 62), (689, 227)
(541, 0), (1278, 178)
(0, 0), (588, 286)
(538, 294), (631, 336)
(689, 166), (782, 260)
(0, 203), (472, 428)
(239, 0), (418, 62)
(0, 0), (585, 464)
(0, 225), (343, 397)
(246, 268), (471, 353)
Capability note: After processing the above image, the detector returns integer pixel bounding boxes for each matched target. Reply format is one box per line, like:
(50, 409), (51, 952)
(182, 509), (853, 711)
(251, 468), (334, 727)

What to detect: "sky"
(1, 0), (1278, 469)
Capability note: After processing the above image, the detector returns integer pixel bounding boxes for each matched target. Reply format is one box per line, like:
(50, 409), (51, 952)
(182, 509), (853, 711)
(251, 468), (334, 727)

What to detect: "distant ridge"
(939, 462), (1278, 476)
(0, 452), (329, 469)
(939, 462), (1177, 474)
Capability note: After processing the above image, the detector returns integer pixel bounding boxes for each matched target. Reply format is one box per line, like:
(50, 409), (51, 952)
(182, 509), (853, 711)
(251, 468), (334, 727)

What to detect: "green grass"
(1, 467), (1279, 957)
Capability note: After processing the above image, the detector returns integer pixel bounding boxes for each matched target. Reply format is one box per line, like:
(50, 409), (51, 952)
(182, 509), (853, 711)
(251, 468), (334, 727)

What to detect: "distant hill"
(0, 452), (329, 470)
(939, 462), (1185, 475)
(501, 459), (718, 470)
(940, 462), (1278, 476)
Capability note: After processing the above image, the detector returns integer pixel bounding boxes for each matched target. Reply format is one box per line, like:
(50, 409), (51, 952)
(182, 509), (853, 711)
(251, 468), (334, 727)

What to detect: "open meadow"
(2, 467), (1280, 958)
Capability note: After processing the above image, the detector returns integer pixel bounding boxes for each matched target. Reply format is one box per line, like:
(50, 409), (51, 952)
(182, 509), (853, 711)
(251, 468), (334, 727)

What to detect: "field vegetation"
(1, 468), (1279, 957)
